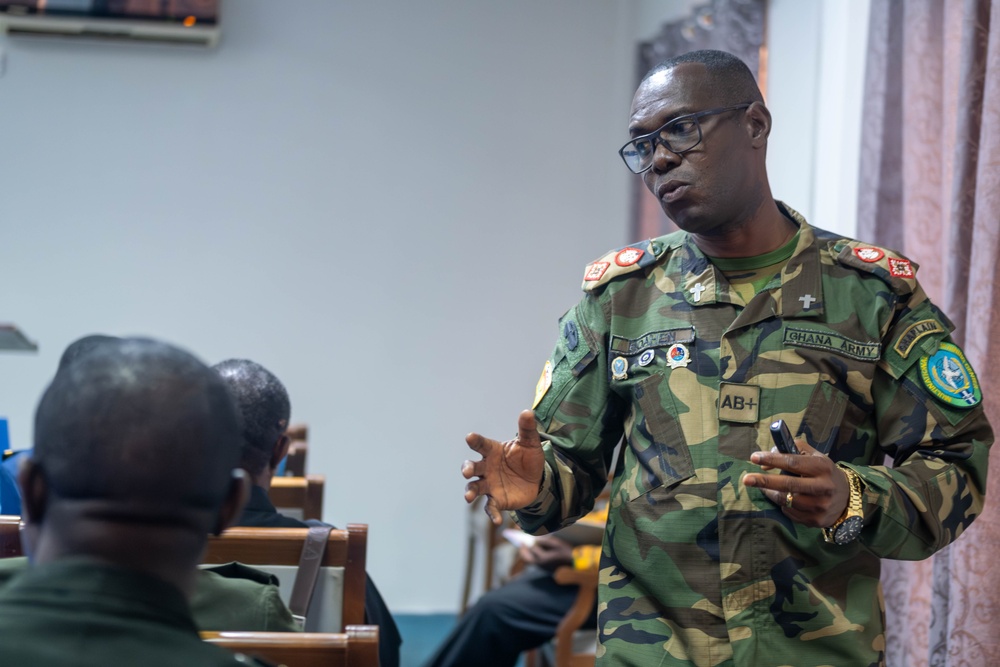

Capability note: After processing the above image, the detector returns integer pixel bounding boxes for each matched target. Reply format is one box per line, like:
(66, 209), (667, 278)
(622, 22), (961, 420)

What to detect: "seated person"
(0, 556), (299, 632)
(0, 337), (274, 666)
(422, 513), (604, 667)
(0, 334), (122, 514)
(214, 358), (402, 667)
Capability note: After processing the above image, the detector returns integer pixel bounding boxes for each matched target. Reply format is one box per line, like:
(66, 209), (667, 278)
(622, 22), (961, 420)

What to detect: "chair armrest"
(551, 563), (599, 666)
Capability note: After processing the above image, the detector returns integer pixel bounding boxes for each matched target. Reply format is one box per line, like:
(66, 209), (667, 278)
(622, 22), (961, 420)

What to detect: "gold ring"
(785, 491), (794, 508)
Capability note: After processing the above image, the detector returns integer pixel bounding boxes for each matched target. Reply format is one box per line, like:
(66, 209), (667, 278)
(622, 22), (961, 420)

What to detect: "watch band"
(822, 467), (864, 545)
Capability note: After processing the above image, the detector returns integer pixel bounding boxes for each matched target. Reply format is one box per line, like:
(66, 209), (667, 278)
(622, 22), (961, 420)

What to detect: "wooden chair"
(282, 423), (309, 477)
(523, 554), (600, 667)
(203, 524), (367, 632)
(268, 474), (325, 522)
(522, 485), (611, 667)
(202, 625), (379, 667)
(0, 514), (21, 558)
(460, 495), (519, 614)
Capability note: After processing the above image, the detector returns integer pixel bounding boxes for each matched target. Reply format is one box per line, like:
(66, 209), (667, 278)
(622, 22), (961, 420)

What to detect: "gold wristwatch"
(822, 467), (864, 545)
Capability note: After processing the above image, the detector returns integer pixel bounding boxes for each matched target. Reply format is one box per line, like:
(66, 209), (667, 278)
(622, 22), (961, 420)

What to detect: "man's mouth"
(657, 180), (688, 203)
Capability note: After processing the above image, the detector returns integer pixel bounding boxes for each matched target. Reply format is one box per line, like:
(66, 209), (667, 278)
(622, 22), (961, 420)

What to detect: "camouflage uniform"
(514, 204), (993, 667)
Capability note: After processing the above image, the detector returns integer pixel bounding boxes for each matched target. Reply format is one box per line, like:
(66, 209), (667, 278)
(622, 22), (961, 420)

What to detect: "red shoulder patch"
(583, 262), (610, 282)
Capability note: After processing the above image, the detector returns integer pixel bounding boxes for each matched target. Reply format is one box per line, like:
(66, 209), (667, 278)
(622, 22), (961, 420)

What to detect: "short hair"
(212, 359), (291, 477)
(34, 338), (242, 511)
(642, 49), (763, 106)
(57, 334), (120, 372)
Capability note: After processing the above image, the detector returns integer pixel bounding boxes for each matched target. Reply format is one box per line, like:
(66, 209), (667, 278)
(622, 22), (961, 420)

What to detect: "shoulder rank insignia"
(835, 241), (918, 295)
(615, 247), (644, 266)
(919, 342), (981, 408)
(854, 247), (884, 262)
(887, 257), (914, 278)
(581, 238), (666, 292)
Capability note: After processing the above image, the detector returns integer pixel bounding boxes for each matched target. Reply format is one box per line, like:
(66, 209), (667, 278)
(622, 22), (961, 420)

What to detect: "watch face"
(834, 516), (863, 545)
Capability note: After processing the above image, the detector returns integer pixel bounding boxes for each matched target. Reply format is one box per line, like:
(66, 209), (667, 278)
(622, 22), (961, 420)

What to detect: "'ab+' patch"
(718, 383), (760, 423)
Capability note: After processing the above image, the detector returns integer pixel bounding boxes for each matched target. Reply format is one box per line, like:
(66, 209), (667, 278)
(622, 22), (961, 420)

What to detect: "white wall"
(0, 0), (869, 613)
(766, 0), (870, 237)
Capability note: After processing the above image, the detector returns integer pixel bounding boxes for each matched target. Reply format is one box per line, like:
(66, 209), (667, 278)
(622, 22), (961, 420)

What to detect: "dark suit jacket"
(238, 485), (402, 667)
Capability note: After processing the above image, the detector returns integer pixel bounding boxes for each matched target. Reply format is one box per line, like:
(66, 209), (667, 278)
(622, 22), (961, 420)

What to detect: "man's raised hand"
(462, 409), (545, 525)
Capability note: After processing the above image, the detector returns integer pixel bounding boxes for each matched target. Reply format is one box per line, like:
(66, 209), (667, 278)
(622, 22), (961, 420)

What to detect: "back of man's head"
(212, 359), (290, 480)
(644, 49), (764, 107)
(56, 334), (121, 373)
(34, 338), (243, 514)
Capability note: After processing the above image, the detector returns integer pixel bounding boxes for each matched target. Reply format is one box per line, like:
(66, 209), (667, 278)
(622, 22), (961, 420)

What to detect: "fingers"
(750, 450), (799, 475)
(517, 409), (542, 448)
(465, 431), (493, 455)
(461, 458), (485, 481)
(742, 473), (808, 515)
(750, 440), (824, 475)
(464, 479), (481, 504)
(790, 436), (822, 456)
(483, 497), (504, 526)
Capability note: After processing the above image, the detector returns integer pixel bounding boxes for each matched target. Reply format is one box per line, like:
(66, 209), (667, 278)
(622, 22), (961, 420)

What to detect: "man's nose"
(652, 141), (681, 173)
(650, 139), (682, 172)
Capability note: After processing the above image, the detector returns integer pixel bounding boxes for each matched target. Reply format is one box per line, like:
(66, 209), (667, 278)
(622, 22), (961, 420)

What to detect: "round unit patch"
(637, 349), (656, 367)
(854, 247), (885, 263)
(611, 356), (629, 380)
(919, 342), (981, 408)
(666, 343), (691, 369)
(615, 247), (644, 267)
(563, 320), (579, 351)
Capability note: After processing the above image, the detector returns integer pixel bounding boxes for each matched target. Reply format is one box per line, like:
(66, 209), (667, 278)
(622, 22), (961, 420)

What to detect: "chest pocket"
(611, 329), (698, 502)
(798, 381), (872, 461)
(778, 323), (880, 461)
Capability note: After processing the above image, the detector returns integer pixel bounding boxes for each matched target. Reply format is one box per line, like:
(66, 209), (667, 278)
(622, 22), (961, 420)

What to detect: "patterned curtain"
(630, 0), (767, 240)
(857, 1), (1000, 665)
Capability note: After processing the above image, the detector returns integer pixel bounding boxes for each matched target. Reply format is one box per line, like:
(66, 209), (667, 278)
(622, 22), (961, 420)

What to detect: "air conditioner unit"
(0, 1), (220, 48)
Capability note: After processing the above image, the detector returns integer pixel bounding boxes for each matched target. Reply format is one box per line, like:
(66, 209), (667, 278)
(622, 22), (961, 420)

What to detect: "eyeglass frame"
(618, 103), (752, 174)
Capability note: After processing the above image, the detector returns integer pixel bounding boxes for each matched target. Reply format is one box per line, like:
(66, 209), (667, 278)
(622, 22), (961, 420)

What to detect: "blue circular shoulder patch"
(564, 321), (579, 351)
(919, 342), (981, 408)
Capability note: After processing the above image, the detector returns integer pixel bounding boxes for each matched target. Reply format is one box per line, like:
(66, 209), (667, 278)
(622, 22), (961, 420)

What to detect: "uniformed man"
(0, 337), (271, 666)
(462, 49), (993, 666)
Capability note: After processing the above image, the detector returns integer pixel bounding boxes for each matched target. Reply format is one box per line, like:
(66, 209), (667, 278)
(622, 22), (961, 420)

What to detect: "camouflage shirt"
(514, 204), (993, 667)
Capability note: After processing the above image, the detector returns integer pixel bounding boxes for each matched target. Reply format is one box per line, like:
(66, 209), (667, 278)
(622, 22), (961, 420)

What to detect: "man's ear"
(212, 468), (250, 536)
(17, 457), (48, 526)
(269, 434), (291, 472)
(745, 101), (771, 148)
(17, 458), (47, 560)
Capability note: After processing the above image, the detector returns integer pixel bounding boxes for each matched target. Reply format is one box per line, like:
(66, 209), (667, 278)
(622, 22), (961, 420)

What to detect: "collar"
(675, 202), (824, 321)
(1, 558), (197, 632)
(244, 484), (280, 514)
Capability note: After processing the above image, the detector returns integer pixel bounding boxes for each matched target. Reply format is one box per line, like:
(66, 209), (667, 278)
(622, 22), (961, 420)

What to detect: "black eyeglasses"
(618, 104), (751, 174)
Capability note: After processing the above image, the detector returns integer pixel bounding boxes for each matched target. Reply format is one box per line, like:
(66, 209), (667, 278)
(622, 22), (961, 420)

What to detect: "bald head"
(212, 359), (290, 479)
(57, 334), (120, 373)
(642, 49), (763, 108)
(34, 338), (243, 511)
